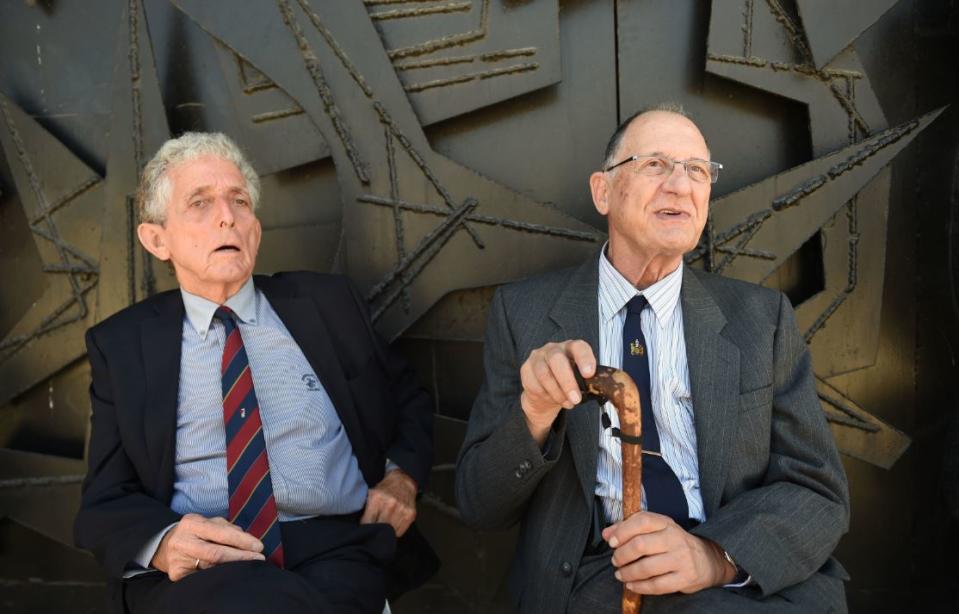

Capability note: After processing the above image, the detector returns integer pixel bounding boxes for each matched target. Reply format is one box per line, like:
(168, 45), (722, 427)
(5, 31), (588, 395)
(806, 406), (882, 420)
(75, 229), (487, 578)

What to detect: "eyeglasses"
(604, 154), (723, 184)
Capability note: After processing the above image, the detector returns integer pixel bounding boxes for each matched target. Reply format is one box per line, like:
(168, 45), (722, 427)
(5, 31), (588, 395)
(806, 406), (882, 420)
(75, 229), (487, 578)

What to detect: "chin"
(209, 265), (252, 285)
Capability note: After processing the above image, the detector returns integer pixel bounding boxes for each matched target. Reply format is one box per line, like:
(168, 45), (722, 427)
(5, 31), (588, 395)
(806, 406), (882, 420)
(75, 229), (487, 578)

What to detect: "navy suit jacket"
(74, 272), (435, 604)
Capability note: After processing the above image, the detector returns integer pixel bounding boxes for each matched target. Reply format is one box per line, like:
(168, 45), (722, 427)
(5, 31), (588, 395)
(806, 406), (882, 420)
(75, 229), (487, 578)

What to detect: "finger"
(360, 490), (385, 525)
(546, 351), (582, 407)
(192, 517), (264, 553)
(610, 530), (670, 567)
(379, 503), (416, 536)
(393, 510), (414, 536)
(625, 570), (683, 596)
(566, 340), (597, 378)
(189, 540), (266, 567)
(534, 356), (573, 408)
(603, 512), (669, 547)
(519, 360), (551, 405)
(614, 551), (675, 583)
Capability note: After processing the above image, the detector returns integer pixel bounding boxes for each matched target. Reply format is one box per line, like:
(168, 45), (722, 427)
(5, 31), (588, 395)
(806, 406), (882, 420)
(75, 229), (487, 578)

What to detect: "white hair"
(137, 132), (260, 224)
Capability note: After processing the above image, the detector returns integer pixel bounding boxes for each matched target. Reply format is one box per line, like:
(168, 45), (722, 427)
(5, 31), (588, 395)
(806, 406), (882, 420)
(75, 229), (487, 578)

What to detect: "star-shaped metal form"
(701, 0), (943, 468)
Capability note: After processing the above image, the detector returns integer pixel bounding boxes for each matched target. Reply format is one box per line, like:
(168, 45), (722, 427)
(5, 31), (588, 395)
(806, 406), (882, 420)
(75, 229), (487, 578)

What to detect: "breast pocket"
(739, 384), (773, 412)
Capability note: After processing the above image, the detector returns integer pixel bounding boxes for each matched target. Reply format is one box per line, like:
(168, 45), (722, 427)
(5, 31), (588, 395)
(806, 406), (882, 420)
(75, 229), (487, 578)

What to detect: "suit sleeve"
(344, 279), (434, 490)
(73, 328), (181, 578)
(454, 287), (567, 530)
(691, 292), (850, 596)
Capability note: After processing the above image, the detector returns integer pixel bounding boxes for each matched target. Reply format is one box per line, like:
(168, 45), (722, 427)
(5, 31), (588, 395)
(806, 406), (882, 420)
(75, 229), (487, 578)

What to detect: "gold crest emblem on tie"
(630, 339), (644, 356)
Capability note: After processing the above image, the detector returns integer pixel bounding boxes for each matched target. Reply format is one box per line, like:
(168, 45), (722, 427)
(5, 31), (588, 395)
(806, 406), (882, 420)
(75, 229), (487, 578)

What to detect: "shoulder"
(687, 268), (783, 323)
(495, 264), (580, 311)
(259, 271), (358, 303)
(87, 289), (181, 342)
(262, 270), (352, 291)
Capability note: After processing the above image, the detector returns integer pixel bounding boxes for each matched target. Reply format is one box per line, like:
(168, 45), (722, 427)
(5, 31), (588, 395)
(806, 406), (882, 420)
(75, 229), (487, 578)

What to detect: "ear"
(590, 171), (610, 216)
(137, 222), (171, 261)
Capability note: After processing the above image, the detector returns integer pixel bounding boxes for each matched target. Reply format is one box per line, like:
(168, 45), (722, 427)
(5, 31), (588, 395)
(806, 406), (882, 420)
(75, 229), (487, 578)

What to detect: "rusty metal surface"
(0, 0), (956, 612)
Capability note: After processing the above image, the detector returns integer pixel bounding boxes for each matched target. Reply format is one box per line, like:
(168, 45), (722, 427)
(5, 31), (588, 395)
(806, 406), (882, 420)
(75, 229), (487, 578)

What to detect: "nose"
(661, 162), (693, 195)
(215, 197), (236, 228)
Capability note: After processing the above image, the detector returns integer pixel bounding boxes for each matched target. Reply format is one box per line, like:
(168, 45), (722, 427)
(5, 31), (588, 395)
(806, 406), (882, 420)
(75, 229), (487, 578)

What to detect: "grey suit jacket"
(455, 256), (850, 613)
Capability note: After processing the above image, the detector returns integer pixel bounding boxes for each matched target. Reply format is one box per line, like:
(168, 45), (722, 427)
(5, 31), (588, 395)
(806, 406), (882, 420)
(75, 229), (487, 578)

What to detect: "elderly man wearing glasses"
(456, 104), (850, 613)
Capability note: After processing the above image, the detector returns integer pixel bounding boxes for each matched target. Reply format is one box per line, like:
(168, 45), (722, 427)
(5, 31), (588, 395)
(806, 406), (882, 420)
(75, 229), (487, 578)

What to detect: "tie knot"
(214, 306), (236, 324)
(626, 295), (648, 315)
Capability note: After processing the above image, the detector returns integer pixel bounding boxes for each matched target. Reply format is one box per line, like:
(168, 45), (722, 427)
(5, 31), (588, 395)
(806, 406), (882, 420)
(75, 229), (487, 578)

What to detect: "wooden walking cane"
(576, 365), (643, 614)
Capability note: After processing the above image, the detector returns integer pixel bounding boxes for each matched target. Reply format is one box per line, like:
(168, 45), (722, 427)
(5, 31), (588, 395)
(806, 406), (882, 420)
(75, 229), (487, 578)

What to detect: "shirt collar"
(597, 244), (684, 329)
(181, 277), (258, 339)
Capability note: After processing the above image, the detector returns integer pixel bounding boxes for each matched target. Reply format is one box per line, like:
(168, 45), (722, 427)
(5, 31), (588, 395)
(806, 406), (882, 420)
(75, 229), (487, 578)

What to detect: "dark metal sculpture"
(0, 0), (954, 611)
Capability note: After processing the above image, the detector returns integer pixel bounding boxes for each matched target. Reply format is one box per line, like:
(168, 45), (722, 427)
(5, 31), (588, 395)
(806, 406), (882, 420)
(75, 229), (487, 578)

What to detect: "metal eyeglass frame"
(604, 154), (723, 184)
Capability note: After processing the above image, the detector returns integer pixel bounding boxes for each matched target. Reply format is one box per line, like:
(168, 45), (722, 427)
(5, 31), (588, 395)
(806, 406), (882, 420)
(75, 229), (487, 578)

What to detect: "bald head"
(602, 104), (709, 170)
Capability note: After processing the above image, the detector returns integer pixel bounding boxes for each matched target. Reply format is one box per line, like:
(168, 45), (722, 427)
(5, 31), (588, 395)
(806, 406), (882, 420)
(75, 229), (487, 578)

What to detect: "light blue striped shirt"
(595, 250), (706, 524)
(171, 277), (368, 519)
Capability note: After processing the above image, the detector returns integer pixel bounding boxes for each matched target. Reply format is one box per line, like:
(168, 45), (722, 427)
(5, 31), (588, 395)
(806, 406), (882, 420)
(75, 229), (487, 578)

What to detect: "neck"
(178, 278), (250, 305)
(607, 243), (681, 290)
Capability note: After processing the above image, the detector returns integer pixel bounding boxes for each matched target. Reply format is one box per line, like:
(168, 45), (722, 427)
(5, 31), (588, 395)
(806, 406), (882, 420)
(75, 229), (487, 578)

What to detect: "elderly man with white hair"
(74, 132), (435, 613)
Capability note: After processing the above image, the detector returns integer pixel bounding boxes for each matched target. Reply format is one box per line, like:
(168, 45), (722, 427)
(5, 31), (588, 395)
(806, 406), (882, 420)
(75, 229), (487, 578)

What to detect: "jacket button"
(520, 460), (532, 470)
(560, 561), (572, 577)
(514, 469), (523, 478)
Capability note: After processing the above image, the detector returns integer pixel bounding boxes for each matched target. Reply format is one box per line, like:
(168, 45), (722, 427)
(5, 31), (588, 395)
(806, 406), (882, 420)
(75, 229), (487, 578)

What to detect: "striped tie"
(214, 306), (284, 568)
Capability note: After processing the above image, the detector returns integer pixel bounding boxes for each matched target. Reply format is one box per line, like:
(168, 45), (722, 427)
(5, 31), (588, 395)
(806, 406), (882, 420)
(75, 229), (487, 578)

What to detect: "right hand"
(519, 339), (596, 445)
(151, 513), (266, 581)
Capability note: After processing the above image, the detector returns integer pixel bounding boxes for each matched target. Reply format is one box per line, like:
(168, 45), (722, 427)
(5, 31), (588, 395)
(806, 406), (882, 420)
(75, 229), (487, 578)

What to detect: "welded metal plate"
(368, 0), (562, 126)
(0, 95), (102, 406)
(96, 0), (176, 324)
(796, 0), (899, 69)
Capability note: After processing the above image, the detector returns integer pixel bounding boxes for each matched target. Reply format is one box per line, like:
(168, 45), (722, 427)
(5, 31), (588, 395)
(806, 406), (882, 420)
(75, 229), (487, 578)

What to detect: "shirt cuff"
(385, 458), (400, 473)
(723, 574), (753, 589)
(123, 522), (178, 578)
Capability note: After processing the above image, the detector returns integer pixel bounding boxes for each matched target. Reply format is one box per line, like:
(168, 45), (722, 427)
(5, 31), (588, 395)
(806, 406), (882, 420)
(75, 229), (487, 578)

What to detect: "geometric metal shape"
(796, 0), (899, 69)
(96, 0), (175, 324)
(370, 0), (562, 126)
(705, 2), (895, 377)
(0, 94), (103, 406)
(688, 108), (944, 285)
(208, 38), (330, 175)
(0, 448), (85, 546)
(817, 377), (910, 469)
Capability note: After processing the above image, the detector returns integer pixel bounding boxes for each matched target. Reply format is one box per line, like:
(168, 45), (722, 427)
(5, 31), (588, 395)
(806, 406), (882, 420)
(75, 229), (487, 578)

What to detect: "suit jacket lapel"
(140, 291), (184, 502)
(548, 256), (602, 506)
(256, 276), (373, 482)
(681, 269), (740, 515)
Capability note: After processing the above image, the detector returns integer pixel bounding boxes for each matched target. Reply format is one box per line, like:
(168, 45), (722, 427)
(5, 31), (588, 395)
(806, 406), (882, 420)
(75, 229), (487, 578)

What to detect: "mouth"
(213, 243), (241, 253)
(655, 208), (689, 218)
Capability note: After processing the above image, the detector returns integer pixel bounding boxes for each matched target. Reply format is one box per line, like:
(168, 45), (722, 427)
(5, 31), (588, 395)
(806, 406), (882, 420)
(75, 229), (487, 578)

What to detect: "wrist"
(520, 394), (558, 446)
(718, 548), (738, 585)
(704, 539), (736, 586)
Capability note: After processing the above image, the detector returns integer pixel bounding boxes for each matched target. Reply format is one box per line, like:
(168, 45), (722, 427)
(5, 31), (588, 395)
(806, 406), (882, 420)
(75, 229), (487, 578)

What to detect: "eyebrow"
(185, 185), (249, 201)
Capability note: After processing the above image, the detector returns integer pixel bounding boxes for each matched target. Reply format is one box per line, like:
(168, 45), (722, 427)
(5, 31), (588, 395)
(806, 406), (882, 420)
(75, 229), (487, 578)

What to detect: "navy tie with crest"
(621, 295), (690, 526)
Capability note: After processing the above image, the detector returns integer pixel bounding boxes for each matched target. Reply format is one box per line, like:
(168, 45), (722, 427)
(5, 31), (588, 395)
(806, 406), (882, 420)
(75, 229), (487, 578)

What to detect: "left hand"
(602, 511), (735, 595)
(360, 468), (418, 537)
